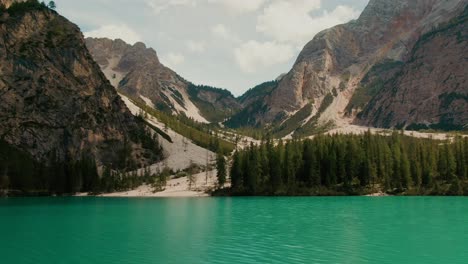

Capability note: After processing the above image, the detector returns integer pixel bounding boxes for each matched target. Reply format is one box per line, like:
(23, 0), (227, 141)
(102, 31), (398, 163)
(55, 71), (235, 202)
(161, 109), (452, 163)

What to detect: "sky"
(58, 0), (369, 96)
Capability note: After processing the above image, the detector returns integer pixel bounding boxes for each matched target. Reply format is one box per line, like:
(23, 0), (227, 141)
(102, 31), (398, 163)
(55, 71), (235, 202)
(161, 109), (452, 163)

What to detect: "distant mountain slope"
(0, 1), (162, 171)
(356, 6), (468, 130)
(225, 81), (278, 128)
(86, 38), (240, 123)
(233, 0), (467, 135)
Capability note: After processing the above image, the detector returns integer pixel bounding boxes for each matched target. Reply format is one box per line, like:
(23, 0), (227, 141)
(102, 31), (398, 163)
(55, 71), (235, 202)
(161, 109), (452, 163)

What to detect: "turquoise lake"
(0, 197), (467, 264)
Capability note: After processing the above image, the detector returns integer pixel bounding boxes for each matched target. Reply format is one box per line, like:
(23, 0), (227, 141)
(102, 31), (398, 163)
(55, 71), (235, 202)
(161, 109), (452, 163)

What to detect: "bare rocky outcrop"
(86, 38), (240, 123)
(0, 5), (162, 167)
(241, 0), (467, 134)
(357, 7), (468, 130)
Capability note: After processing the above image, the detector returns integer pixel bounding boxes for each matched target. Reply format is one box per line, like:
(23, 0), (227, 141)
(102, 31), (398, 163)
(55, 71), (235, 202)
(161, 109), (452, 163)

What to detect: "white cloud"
(59, 0), (370, 95)
(146, 0), (197, 14)
(186, 40), (206, 53)
(162, 52), (186, 68)
(257, 0), (360, 45)
(85, 24), (141, 44)
(234, 40), (295, 73)
(208, 0), (267, 14)
(211, 24), (239, 42)
(211, 24), (229, 38)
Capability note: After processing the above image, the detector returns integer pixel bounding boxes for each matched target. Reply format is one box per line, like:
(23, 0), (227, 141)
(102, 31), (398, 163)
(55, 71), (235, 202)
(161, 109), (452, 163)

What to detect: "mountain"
(356, 6), (468, 130)
(0, 0), (162, 174)
(85, 38), (241, 123)
(228, 0), (467, 134)
(225, 80), (278, 128)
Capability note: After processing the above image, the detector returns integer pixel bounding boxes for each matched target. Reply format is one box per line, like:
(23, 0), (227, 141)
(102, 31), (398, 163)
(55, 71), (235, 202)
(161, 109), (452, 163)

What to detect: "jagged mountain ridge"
(86, 37), (240, 123)
(5, 0), (465, 152)
(227, 0), (467, 133)
(0, 1), (162, 168)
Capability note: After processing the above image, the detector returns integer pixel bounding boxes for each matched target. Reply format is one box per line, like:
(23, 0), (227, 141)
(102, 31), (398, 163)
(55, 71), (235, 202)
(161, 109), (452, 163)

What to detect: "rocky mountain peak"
(356, 4), (468, 130)
(0, 4), (162, 168)
(229, 0), (467, 135)
(85, 37), (159, 73)
(358, 0), (465, 29)
(133, 41), (147, 50)
(360, 0), (425, 19)
(86, 38), (240, 123)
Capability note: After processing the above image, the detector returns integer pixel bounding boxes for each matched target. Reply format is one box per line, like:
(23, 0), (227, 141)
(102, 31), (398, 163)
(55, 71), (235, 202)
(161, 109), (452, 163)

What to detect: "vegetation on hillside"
(187, 84), (237, 123)
(224, 102), (268, 129)
(215, 132), (468, 196)
(412, 5), (467, 53)
(272, 104), (313, 138)
(238, 80), (278, 104)
(346, 60), (404, 115)
(125, 95), (235, 155)
(292, 93), (335, 138)
(224, 81), (278, 129)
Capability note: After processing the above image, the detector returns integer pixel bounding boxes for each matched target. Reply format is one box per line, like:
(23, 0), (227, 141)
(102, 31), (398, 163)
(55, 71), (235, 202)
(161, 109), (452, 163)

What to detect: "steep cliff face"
(0, 4), (161, 168)
(86, 38), (240, 123)
(240, 0), (467, 134)
(357, 7), (468, 130)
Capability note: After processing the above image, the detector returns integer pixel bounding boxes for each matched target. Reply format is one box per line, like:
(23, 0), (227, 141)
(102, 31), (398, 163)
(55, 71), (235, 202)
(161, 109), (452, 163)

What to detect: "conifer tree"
(260, 143), (270, 186)
(328, 148), (338, 186)
(230, 151), (243, 190)
(392, 142), (402, 189)
(47, 1), (56, 10)
(216, 153), (227, 187)
(400, 149), (412, 189)
(345, 140), (359, 187)
(269, 146), (283, 191)
(246, 143), (260, 193)
(283, 142), (295, 189)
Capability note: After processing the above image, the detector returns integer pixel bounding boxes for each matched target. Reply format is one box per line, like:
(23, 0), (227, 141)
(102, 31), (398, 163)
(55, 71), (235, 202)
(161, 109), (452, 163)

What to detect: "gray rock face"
(86, 38), (240, 123)
(357, 7), (468, 129)
(0, 7), (160, 167)
(252, 0), (467, 131)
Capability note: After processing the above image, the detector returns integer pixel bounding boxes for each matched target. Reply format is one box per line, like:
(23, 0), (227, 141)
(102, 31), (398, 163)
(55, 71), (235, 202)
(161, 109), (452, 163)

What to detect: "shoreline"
(3, 192), (463, 198)
(98, 170), (218, 198)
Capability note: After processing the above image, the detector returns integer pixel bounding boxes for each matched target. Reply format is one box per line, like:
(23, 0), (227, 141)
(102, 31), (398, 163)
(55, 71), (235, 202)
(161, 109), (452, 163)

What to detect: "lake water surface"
(0, 197), (467, 264)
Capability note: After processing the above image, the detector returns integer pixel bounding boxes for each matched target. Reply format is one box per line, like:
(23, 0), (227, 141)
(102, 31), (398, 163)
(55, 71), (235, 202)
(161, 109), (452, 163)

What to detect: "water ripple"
(0, 197), (467, 263)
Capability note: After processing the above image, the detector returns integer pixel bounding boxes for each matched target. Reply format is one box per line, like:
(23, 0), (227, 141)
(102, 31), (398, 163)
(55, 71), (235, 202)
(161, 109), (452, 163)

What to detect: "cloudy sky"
(58, 0), (369, 96)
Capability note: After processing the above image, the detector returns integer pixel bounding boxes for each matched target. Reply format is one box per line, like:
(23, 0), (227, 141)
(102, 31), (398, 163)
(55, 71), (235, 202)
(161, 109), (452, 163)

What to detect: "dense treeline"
(224, 132), (468, 196)
(0, 140), (100, 195)
(0, 120), (163, 195)
(0, 143), (162, 196)
(0, 140), (165, 195)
